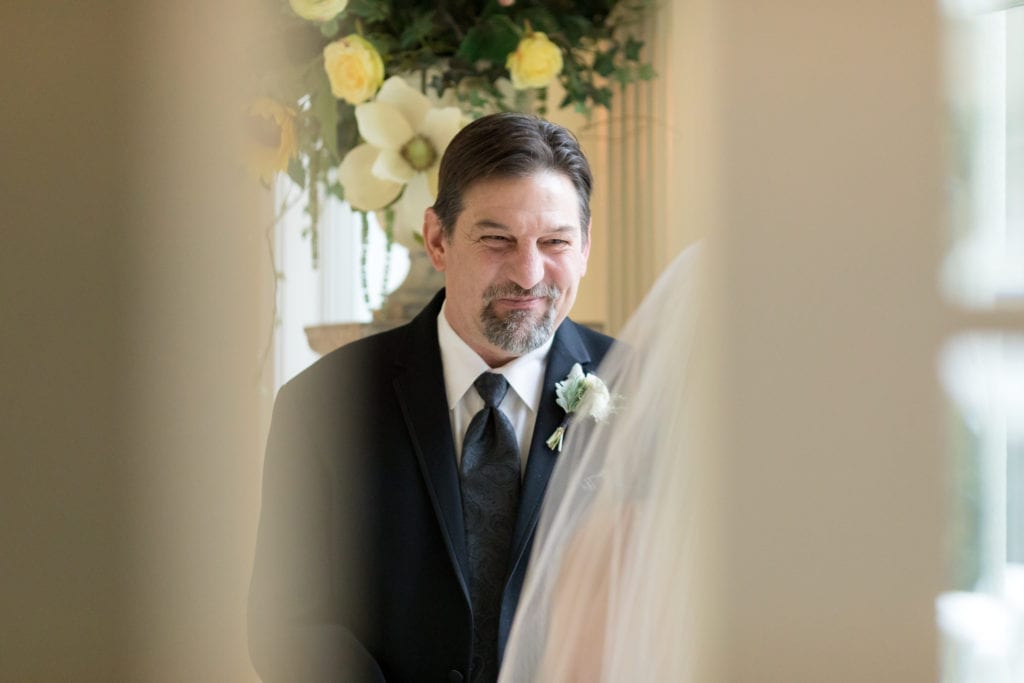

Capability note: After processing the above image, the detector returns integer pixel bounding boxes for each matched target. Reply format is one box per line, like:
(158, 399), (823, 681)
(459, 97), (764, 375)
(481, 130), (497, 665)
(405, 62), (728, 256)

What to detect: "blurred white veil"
(499, 242), (707, 683)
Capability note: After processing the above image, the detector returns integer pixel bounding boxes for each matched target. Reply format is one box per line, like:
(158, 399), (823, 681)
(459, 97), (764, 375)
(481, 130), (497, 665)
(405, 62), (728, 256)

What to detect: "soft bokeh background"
(3, 0), (957, 680)
(2, 2), (275, 679)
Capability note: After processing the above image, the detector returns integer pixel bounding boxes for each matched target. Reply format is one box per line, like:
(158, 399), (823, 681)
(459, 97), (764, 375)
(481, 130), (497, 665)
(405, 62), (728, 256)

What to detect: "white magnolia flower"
(338, 76), (462, 246)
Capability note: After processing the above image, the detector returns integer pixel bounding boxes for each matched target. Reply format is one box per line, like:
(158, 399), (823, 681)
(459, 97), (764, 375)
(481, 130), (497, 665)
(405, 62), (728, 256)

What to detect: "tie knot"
(474, 372), (509, 408)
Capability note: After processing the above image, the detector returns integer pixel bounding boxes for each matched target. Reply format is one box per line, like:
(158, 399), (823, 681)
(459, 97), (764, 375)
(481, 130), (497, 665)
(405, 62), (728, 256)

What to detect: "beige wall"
(1, 5), (129, 678)
(2, 2), (274, 680)
(696, 1), (946, 680)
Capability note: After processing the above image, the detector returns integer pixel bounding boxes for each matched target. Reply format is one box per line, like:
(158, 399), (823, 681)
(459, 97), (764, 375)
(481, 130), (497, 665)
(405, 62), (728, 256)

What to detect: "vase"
(374, 246), (444, 322)
(304, 242), (444, 356)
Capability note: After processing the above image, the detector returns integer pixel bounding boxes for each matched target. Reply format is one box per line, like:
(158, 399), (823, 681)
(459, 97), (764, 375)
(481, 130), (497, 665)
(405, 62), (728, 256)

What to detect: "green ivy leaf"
(624, 35), (645, 61)
(363, 32), (398, 58)
(520, 7), (559, 35)
(561, 15), (594, 43)
(562, 61), (585, 99)
(638, 63), (656, 80)
(593, 49), (616, 77)
(311, 67), (339, 160)
(456, 35), (481, 63)
(400, 10), (435, 49)
(287, 156), (306, 188)
(467, 89), (487, 108)
(611, 66), (632, 86)
(335, 105), (359, 159)
(458, 15), (519, 63)
(346, 0), (389, 23)
(327, 181), (345, 201)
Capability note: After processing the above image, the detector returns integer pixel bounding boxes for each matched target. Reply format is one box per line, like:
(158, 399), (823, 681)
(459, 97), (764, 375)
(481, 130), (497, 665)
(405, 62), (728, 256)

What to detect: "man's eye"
(482, 235), (510, 243)
(545, 239), (570, 247)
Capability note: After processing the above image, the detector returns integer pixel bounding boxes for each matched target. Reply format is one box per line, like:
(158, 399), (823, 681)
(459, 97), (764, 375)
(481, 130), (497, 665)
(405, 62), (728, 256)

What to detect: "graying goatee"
(480, 283), (561, 355)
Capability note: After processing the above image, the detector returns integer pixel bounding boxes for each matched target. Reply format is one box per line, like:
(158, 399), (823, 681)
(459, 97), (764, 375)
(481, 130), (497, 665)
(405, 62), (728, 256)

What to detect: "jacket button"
(447, 670), (463, 682)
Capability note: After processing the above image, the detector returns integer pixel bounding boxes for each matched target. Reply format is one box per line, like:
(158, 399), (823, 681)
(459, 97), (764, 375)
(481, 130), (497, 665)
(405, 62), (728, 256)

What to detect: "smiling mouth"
(483, 283), (561, 306)
(497, 296), (544, 309)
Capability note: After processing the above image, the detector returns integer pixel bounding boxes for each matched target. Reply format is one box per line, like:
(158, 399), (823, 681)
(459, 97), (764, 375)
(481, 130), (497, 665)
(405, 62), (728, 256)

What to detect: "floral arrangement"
(547, 363), (617, 452)
(246, 0), (654, 267)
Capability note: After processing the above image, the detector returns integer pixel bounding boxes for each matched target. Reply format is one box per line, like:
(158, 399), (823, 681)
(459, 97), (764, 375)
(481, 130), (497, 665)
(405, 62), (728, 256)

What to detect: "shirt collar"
(437, 301), (553, 411)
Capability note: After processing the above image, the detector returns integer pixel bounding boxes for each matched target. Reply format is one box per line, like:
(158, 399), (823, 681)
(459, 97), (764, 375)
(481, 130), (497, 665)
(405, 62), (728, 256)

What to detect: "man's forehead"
(467, 219), (578, 233)
(459, 176), (580, 217)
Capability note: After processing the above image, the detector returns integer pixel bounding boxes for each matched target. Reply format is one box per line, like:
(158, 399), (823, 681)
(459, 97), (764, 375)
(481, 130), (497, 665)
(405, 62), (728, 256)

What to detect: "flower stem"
(360, 211), (371, 309)
(307, 151), (321, 268)
(380, 207), (394, 306)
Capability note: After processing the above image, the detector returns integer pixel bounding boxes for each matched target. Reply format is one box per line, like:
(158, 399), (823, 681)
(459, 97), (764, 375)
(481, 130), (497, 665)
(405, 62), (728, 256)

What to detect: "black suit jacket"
(248, 290), (614, 682)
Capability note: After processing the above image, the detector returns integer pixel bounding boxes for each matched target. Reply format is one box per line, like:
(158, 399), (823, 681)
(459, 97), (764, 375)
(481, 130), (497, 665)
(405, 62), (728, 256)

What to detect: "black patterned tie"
(460, 372), (521, 683)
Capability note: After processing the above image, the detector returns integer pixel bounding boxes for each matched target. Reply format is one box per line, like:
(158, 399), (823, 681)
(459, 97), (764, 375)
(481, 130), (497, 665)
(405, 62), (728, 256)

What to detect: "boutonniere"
(546, 363), (616, 452)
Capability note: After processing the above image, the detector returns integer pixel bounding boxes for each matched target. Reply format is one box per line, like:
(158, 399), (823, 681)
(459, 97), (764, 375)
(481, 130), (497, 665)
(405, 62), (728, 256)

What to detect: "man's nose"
(506, 243), (545, 290)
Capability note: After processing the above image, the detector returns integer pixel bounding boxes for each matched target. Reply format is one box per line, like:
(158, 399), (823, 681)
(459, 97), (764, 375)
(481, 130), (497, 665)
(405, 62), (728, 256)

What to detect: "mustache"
(483, 282), (561, 304)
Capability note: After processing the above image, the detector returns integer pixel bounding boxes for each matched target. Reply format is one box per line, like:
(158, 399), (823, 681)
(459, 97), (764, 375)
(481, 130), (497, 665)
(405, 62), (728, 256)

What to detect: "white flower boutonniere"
(546, 363), (616, 452)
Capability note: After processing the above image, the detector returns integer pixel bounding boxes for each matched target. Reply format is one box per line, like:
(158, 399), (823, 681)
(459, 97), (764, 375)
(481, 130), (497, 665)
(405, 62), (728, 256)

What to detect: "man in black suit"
(248, 113), (614, 683)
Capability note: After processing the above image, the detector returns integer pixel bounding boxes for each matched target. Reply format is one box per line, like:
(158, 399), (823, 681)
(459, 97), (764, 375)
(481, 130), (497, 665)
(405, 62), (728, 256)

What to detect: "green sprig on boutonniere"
(546, 363), (617, 452)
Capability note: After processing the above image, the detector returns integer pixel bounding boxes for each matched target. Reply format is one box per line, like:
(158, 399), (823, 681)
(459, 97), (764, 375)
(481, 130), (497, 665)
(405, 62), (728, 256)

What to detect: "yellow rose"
(289, 0), (347, 23)
(245, 98), (297, 185)
(323, 34), (385, 105)
(506, 32), (564, 90)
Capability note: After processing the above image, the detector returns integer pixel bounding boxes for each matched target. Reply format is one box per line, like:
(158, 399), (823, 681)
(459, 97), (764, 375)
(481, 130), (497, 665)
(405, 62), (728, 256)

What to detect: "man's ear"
(423, 208), (447, 272)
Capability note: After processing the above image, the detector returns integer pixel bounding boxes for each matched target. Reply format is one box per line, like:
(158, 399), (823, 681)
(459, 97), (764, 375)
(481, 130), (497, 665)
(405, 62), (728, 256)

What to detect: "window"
(938, 2), (1024, 680)
(273, 178), (409, 390)
(943, 1), (1024, 306)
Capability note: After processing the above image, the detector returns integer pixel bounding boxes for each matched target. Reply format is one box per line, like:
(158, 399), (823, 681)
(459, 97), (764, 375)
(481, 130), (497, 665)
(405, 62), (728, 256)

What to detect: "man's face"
(424, 170), (591, 367)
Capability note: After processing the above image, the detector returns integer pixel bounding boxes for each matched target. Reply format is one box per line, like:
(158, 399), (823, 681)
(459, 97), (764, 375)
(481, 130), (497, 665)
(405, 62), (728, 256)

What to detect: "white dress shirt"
(437, 302), (553, 475)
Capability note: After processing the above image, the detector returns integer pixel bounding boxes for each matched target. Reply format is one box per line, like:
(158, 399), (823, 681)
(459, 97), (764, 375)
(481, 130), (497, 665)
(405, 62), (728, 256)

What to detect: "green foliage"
(624, 35), (644, 61)
(561, 15), (594, 43)
(311, 68), (339, 161)
(593, 49), (616, 78)
(400, 10), (436, 50)
(457, 15), (520, 63)
(286, 156), (306, 187)
(519, 7), (560, 35)
(346, 0), (389, 23)
(363, 32), (398, 57)
(326, 181), (345, 201)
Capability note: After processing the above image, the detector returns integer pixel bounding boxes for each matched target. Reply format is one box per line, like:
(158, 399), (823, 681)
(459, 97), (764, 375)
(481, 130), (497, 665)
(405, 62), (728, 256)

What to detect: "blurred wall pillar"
(691, 1), (946, 681)
(2, 2), (275, 680)
(1, 3), (133, 680)
(117, 2), (276, 680)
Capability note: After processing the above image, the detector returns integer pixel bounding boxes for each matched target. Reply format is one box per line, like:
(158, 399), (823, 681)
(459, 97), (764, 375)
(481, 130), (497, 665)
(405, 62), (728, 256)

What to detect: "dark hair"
(432, 112), (593, 240)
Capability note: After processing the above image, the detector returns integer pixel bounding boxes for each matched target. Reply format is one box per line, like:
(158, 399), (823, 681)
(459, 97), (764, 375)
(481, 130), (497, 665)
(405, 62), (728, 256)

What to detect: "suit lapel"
(390, 303), (597, 610)
(507, 319), (594, 575)
(391, 291), (470, 597)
